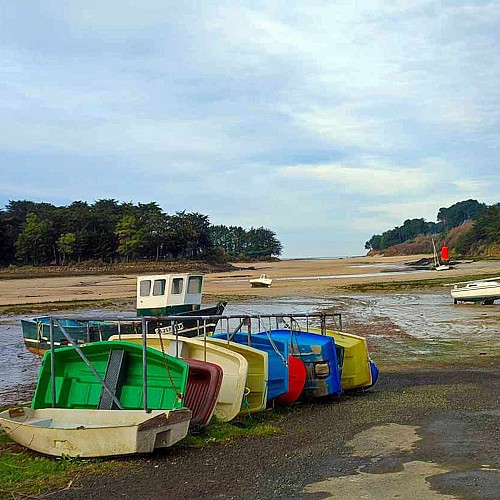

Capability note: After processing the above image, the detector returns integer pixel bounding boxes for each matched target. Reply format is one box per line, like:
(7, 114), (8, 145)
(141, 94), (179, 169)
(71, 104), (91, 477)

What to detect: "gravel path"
(53, 368), (500, 499)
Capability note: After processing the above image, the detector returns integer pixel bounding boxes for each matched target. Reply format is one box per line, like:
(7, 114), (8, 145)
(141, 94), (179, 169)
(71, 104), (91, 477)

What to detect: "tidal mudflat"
(2, 293), (498, 405)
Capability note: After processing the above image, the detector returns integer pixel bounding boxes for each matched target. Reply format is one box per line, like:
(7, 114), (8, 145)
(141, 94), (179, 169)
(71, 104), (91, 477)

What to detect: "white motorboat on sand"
(451, 276), (500, 304)
(249, 274), (273, 288)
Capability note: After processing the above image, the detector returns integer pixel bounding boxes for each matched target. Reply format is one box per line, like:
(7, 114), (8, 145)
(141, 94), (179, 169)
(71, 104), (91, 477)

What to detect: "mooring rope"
(156, 323), (184, 404)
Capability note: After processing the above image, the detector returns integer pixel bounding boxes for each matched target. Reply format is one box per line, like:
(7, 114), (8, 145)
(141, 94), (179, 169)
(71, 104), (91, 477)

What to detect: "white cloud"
(2, 1), (500, 257)
(278, 161), (435, 196)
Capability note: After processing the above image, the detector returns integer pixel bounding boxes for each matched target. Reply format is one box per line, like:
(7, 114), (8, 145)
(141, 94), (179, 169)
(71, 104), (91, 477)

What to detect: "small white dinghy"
(0, 407), (191, 458)
(249, 274), (273, 288)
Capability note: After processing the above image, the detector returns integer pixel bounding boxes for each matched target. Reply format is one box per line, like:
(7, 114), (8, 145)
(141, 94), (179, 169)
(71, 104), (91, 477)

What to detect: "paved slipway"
(54, 368), (500, 500)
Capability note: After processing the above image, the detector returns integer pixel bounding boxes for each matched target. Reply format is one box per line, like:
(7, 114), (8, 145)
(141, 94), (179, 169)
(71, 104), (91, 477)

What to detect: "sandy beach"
(2, 255), (500, 307)
(1, 255), (499, 499)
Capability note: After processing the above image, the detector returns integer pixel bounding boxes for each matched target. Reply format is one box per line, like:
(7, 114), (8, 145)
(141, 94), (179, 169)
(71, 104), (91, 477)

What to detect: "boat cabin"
(136, 273), (204, 316)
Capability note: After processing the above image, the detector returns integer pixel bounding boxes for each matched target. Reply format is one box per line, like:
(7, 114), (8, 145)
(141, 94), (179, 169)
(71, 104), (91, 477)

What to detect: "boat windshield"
(171, 278), (184, 294)
(187, 276), (203, 294)
(140, 280), (151, 296)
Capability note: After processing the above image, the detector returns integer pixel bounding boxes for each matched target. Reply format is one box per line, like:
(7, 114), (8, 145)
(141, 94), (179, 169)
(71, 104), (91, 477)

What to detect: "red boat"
(184, 358), (223, 427)
(275, 355), (306, 406)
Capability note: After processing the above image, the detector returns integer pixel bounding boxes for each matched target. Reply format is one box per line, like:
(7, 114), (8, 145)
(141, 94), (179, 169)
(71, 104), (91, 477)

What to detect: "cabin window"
(140, 280), (151, 297)
(153, 279), (166, 296)
(187, 276), (203, 294)
(171, 278), (183, 295)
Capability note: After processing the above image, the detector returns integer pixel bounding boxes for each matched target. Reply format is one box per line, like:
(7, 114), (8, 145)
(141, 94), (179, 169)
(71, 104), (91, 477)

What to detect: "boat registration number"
(155, 323), (184, 334)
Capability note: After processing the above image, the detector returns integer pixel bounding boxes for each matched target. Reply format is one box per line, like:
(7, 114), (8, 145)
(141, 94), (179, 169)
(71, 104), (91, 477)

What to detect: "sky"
(1, 1), (500, 258)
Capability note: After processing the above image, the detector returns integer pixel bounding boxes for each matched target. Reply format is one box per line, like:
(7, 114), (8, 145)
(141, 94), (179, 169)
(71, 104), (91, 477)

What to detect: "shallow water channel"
(1, 293), (498, 406)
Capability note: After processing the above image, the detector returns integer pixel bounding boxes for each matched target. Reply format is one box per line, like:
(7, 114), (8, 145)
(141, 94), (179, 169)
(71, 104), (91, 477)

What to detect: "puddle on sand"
(304, 423), (456, 499)
(303, 461), (457, 499)
(347, 423), (421, 458)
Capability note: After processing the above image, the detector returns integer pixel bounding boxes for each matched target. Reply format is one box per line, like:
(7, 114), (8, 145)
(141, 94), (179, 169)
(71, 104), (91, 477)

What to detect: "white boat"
(202, 338), (268, 414)
(432, 239), (450, 271)
(109, 334), (249, 422)
(0, 407), (191, 458)
(451, 277), (500, 304)
(249, 274), (273, 288)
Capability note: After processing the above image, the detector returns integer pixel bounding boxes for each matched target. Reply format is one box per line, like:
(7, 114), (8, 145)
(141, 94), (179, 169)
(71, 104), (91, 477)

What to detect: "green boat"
(0, 340), (193, 457)
(32, 341), (189, 411)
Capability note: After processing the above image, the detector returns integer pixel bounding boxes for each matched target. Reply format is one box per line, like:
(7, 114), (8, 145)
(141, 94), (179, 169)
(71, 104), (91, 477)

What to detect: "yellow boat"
(309, 328), (372, 390)
(202, 337), (268, 414)
(109, 334), (248, 422)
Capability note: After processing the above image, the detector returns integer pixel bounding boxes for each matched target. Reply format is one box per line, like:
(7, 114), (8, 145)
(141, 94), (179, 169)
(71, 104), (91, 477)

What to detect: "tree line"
(365, 199), (500, 256)
(0, 200), (283, 266)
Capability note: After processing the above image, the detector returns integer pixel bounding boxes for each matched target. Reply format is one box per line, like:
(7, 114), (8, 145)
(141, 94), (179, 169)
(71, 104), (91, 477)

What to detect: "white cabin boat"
(137, 273), (204, 316)
(451, 277), (500, 304)
(0, 407), (191, 458)
(249, 274), (273, 288)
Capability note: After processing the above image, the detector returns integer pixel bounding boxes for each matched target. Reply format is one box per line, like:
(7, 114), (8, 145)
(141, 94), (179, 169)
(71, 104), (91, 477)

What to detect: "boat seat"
(167, 340), (188, 358)
(28, 418), (53, 427)
(98, 350), (128, 410)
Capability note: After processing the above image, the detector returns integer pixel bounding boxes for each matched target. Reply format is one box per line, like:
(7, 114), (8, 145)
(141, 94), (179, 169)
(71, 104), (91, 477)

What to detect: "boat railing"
(46, 312), (343, 338)
(44, 312), (343, 413)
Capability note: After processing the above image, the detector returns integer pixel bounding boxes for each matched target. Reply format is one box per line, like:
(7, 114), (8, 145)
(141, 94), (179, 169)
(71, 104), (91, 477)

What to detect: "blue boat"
(212, 333), (289, 401)
(254, 330), (342, 398)
(365, 359), (379, 389)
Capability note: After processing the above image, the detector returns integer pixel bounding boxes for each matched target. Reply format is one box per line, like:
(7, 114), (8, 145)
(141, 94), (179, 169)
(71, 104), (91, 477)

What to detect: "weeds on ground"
(178, 408), (290, 449)
(335, 272), (500, 293)
(0, 407), (291, 497)
(0, 431), (125, 499)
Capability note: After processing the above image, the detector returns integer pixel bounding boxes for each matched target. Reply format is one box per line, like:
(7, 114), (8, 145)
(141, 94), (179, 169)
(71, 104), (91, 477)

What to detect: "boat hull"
(250, 281), (272, 288)
(32, 341), (189, 411)
(255, 330), (342, 398)
(451, 282), (500, 304)
(212, 333), (288, 401)
(309, 328), (373, 390)
(184, 358), (223, 427)
(202, 338), (268, 414)
(109, 334), (249, 422)
(0, 407), (191, 457)
(274, 355), (307, 406)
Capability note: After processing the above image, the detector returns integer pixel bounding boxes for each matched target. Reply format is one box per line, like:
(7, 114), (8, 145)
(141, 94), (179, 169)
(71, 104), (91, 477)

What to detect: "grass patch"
(179, 411), (286, 449)
(0, 298), (136, 316)
(0, 430), (127, 499)
(333, 272), (500, 293)
(0, 409), (288, 497)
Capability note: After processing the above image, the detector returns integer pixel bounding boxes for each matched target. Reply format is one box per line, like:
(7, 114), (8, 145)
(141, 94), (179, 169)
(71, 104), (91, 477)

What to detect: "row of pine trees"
(0, 200), (283, 266)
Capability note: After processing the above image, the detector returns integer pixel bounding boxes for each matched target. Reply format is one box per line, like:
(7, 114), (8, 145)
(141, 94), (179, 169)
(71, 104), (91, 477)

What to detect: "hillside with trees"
(0, 200), (282, 267)
(365, 199), (500, 258)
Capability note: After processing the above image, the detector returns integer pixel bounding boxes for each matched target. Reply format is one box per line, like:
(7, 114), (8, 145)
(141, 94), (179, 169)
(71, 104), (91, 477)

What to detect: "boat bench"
(167, 340), (188, 358)
(98, 350), (128, 410)
(27, 418), (53, 427)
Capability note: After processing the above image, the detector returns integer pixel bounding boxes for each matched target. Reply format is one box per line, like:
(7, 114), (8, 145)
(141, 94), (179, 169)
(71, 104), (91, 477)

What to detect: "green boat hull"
(32, 341), (189, 411)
